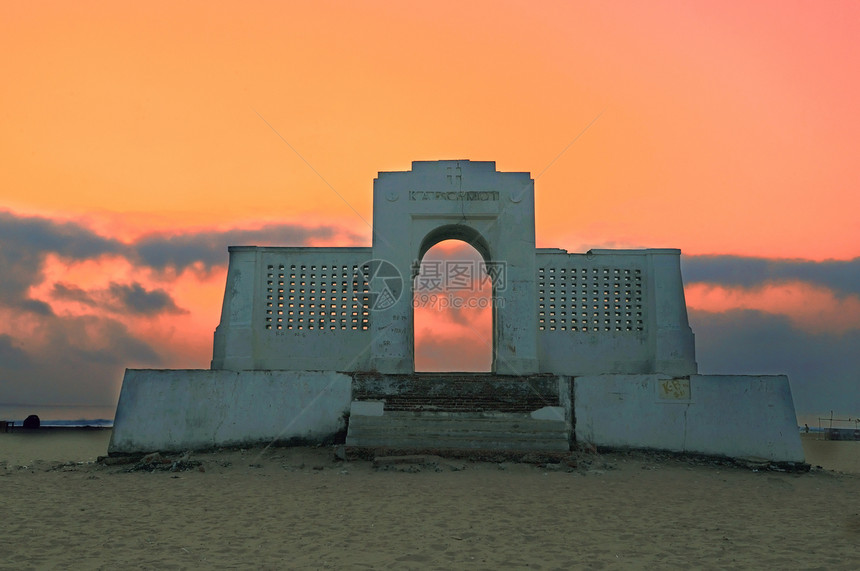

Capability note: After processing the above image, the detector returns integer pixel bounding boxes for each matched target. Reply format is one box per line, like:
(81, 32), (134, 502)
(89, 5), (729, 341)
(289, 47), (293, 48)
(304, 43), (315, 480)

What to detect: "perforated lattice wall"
(538, 266), (644, 332)
(265, 263), (370, 331)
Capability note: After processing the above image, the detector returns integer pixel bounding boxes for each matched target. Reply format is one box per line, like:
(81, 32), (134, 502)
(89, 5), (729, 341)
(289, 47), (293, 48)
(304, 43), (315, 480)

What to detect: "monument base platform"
(109, 370), (804, 463)
(109, 369), (352, 454)
(574, 374), (805, 463)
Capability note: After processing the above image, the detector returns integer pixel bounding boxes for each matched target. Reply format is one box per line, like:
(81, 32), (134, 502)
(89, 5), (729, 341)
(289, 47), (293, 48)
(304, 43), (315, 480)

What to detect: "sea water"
(0, 403), (114, 427)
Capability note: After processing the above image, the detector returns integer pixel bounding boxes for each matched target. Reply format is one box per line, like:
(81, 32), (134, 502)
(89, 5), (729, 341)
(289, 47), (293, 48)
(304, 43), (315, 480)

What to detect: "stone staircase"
(345, 373), (571, 452)
(346, 409), (569, 451)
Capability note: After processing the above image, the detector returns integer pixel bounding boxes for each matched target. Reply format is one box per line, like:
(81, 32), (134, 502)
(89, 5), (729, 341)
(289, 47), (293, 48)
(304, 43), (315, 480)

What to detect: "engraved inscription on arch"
(409, 190), (500, 201)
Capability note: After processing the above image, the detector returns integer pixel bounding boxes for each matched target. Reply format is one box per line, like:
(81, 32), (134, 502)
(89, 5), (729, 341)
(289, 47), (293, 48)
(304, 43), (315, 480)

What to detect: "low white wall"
(109, 369), (352, 454)
(574, 374), (804, 463)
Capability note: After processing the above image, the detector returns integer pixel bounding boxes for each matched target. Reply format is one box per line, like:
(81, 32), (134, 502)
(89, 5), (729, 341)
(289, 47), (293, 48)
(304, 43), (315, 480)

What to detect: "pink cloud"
(686, 281), (860, 335)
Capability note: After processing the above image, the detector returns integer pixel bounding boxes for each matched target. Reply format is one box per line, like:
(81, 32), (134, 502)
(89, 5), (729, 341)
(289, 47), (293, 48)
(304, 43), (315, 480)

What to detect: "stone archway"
(369, 160), (539, 375)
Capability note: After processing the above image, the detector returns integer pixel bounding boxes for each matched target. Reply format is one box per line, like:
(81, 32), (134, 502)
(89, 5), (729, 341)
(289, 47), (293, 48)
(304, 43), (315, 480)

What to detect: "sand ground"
(1, 432), (858, 569)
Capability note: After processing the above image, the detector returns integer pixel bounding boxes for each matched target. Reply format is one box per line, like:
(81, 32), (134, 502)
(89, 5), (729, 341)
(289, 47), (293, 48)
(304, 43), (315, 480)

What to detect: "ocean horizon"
(0, 403), (115, 427)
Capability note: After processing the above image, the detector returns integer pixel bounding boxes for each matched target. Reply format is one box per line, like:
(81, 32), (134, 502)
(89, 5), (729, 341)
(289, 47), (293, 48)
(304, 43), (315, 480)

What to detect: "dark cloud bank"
(0, 210), (856, 416)
(690, 309), (860, 417)
(682, 255), (860, 297)
(0, 211), (356, 406)
(682, 255), (860, 416)
(52, 282), (185, 316)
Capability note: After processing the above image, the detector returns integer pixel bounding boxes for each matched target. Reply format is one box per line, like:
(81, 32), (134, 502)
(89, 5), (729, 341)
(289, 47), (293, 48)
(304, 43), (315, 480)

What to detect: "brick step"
(348, 427), (567, 439)
(346, 437), (568, 452)
(350, 415), (566, 432)
(351, 374), (561, 411)
(381, 397), (548, 413)
(353, 390), (555, 399)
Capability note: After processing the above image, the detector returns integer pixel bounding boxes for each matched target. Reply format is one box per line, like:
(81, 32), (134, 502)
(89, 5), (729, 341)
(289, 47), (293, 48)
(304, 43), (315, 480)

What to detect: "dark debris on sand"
(91, 443), (810, 476)
(101, 451), (205, 473)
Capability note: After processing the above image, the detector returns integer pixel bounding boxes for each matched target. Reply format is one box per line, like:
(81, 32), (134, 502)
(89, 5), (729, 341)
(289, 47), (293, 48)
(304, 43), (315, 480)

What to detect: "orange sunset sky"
(1, 1), (858, 420)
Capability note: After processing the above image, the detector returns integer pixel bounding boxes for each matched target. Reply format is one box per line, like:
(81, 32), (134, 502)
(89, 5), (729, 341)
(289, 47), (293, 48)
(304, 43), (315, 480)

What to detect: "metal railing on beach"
(817, 412), (860, 441)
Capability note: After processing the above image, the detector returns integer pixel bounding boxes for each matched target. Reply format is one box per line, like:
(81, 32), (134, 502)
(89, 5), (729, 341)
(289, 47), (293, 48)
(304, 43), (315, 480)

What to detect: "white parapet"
(211, 247), (373, 371)
(535, 249), (697, 376)
(573, 374), (804, 463)
(109, 369), (352, 454)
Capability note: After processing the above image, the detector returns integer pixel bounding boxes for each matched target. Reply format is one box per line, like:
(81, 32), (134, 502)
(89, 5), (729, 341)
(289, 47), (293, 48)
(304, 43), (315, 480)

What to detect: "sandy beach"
(2, 431), (859, 569)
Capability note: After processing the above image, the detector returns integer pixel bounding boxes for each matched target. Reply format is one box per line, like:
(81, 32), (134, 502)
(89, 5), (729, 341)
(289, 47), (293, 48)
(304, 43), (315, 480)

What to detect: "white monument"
(110, 160), (804, 464)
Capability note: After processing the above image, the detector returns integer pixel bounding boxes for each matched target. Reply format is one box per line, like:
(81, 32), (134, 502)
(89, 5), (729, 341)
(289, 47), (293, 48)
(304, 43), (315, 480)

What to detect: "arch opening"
(413, 238), (493, 372)
(416, 224), (492, 272)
